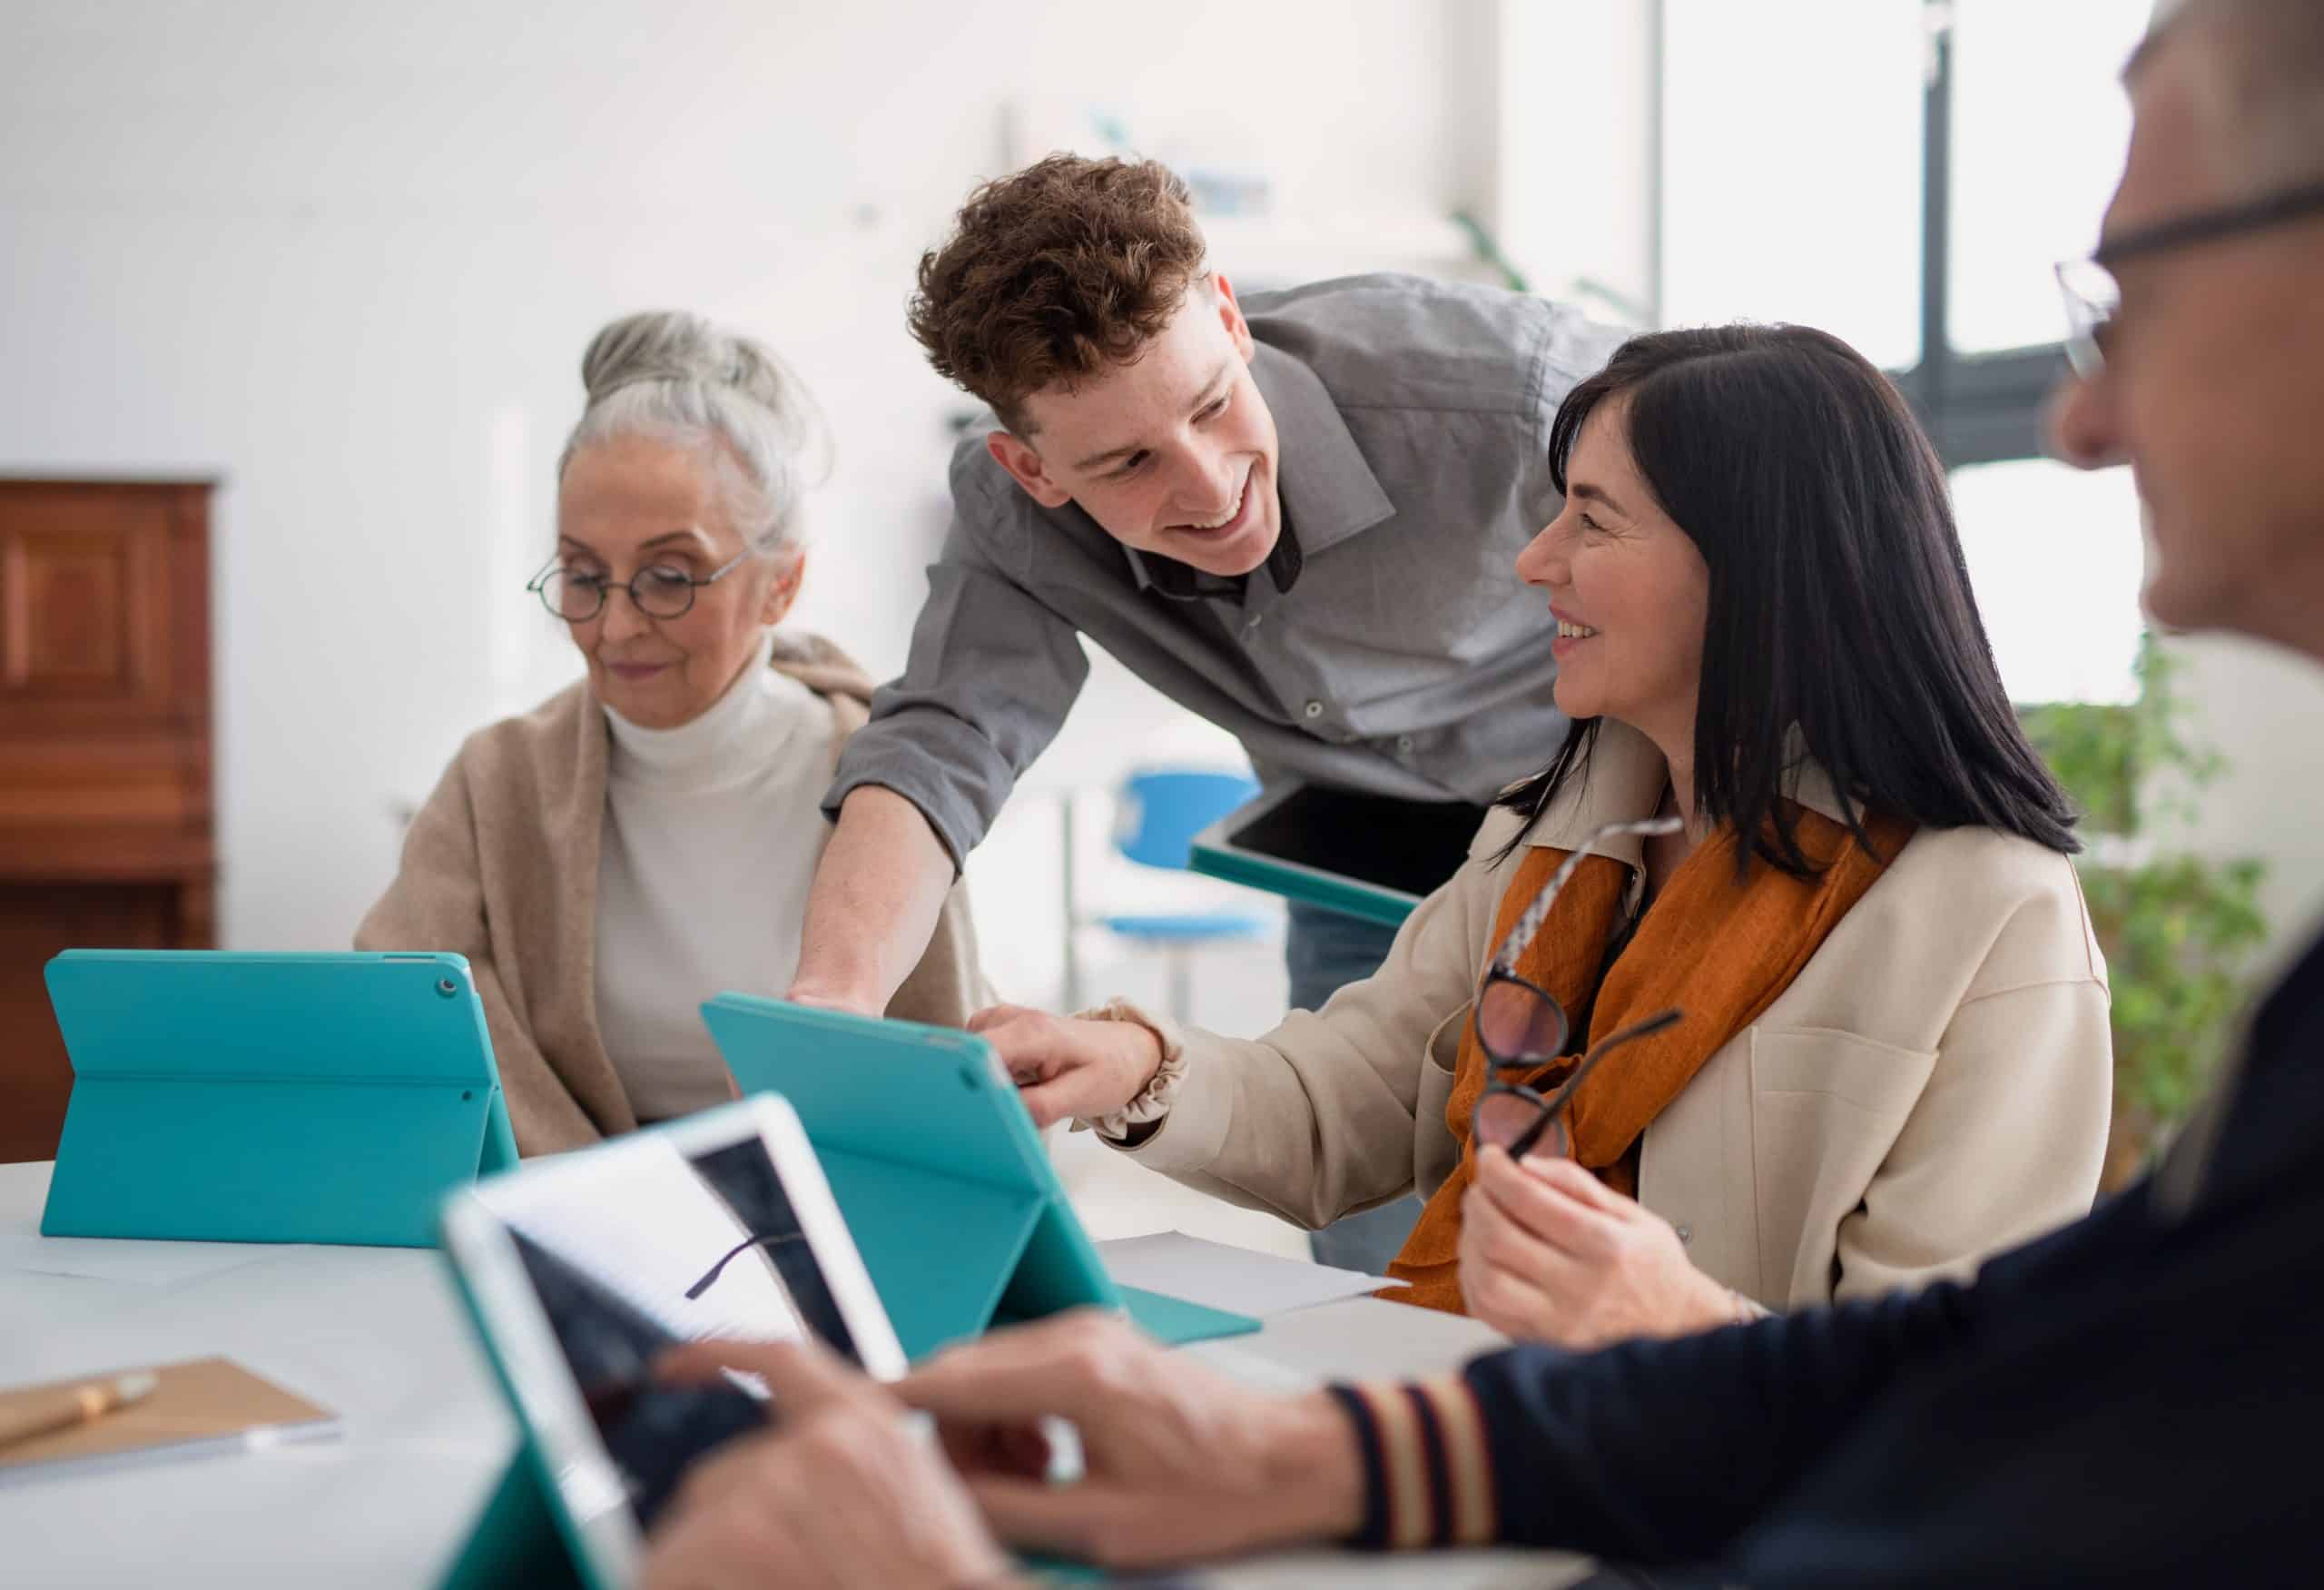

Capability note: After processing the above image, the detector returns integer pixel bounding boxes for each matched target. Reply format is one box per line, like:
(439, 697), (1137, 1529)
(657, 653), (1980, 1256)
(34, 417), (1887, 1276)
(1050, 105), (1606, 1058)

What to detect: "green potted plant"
(2020, 638), (2270, 1190)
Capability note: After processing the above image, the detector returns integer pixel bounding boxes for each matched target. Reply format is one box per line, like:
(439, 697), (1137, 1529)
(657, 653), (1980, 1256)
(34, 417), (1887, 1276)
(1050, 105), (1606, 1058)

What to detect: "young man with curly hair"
(787, 156), (1620, 1267)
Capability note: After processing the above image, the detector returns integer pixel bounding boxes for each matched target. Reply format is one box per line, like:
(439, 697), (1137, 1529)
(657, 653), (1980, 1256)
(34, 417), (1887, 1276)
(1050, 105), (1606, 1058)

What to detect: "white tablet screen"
(478, 1131), (860, 1526)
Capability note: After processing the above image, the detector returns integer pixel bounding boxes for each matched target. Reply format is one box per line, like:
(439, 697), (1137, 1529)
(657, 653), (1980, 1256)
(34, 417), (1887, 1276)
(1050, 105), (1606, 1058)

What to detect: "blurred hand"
(1458, 1146), (1738, 1351)
(968, 1005), (1163, 1130)
(642, 1338), (1014, 1590)
(900, 1309), (1363, 1571)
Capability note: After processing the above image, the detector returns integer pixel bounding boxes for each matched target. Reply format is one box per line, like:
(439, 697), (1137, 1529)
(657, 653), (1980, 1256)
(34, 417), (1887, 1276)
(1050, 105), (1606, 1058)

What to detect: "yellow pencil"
(0, 1372), (159, 1452)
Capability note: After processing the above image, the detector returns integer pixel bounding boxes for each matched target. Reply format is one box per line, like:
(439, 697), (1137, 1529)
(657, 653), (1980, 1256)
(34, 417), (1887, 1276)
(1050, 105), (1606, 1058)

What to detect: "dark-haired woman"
(976, 323), (2112, 1348)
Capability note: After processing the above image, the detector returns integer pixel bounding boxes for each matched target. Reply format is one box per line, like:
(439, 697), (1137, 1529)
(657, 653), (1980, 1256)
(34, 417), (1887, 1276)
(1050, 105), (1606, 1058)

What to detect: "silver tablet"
(440, 1096), (908, 1588)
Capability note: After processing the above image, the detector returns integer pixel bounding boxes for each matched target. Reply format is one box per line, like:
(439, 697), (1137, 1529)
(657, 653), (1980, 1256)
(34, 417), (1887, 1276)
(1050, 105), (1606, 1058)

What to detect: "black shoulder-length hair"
(1502, 323), (2080, 874)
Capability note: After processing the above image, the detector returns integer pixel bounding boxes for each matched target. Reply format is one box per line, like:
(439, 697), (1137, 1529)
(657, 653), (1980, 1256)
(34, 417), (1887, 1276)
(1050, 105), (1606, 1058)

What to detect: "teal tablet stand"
(435, 1238), (606, 1590)
(701, 996), (1260, 1358)
(438, 1447), (1108, 1589)
(40, 951), (518, 1247)
(438, 1447), (589, 1590)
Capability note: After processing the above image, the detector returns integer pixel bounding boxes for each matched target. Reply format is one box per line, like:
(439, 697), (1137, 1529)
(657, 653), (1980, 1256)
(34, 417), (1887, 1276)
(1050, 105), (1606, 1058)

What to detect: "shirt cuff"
(1072, 998), (1187, 1141)
(1068, 998), (1236, 1171)
(1324, 1376), (1498, 1551)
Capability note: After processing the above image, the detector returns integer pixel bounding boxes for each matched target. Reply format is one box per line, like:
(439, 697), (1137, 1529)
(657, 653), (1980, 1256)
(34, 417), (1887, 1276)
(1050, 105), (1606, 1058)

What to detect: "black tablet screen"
(1227, 786), (1492, 898)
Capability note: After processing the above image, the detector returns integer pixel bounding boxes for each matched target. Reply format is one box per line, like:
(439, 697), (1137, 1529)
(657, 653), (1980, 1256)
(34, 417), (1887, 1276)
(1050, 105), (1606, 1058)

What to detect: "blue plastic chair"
(1093, 768), (1272, 1022)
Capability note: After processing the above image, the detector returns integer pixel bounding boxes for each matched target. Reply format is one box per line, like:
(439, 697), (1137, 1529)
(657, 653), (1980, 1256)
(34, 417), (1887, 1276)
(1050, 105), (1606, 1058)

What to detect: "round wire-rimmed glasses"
(527, 546), (751, 623)
(1471, 816), (1687, 1160)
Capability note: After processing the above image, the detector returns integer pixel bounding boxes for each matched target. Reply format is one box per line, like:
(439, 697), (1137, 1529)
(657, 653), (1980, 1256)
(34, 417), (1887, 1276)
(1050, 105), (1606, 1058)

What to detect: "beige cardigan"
(1119, 721), (2113, 1310)
(357, 633), (980, 1156)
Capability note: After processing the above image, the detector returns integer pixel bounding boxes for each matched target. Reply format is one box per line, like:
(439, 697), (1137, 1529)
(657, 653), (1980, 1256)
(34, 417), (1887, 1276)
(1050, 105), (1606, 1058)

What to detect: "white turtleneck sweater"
(595, 635), (842, 1121)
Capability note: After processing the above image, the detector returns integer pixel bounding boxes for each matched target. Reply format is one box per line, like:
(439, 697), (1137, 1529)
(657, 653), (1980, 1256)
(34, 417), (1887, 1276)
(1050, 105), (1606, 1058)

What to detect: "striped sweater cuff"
(1324, 1376), (1497, 1551)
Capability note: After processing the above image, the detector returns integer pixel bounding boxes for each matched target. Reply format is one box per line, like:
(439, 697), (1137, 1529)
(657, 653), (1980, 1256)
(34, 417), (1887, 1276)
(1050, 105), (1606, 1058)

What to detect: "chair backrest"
(1113, 768), (1261, 872)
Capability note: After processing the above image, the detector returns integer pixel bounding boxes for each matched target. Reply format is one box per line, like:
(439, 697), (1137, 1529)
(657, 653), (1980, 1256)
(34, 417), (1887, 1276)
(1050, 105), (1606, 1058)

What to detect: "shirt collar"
(1122, 340), (1393, 594)
(1132, 519), (1305, 601)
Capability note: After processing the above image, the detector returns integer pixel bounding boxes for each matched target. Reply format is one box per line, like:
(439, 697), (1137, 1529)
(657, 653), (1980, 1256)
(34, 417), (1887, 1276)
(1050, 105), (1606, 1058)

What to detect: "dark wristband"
(1323, 1383), (1393, 1550)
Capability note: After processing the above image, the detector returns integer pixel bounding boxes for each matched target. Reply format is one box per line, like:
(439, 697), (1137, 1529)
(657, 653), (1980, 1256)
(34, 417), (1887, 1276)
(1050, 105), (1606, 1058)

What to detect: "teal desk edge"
(1119, 1286), (1263, 1344)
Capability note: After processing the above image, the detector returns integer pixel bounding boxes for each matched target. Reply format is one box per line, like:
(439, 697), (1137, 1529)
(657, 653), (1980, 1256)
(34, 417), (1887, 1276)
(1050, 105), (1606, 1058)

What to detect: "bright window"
(1658, 0), (2154, 704)
(1946, 0), (2152, 354)
(1659, 0), (1926, 370)
(1951, 460), (2144, 706)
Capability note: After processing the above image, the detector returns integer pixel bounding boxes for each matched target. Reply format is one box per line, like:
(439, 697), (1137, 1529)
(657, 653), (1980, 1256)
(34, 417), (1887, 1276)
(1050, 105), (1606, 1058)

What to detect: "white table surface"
(0, 1160), (1588, 1588)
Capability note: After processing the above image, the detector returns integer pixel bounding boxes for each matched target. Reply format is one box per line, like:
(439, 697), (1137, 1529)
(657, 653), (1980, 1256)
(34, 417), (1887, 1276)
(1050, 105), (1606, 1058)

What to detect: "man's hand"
(1459, 1146), (1738, 1350)
(900, 1310), (1364, 1570)
(968, 1006), (1165, 1130)
(642, 1338), (1015, 1590)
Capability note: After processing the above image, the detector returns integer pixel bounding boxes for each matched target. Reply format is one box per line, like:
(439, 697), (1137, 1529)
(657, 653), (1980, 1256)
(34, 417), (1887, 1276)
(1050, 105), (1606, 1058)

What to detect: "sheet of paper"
(0, 1234), (284, 1289)
(1098, 1230), (1407, 1318)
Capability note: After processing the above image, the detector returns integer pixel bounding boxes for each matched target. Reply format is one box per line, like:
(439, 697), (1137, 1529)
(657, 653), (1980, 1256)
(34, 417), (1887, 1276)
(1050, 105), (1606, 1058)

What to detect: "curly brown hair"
(907, 154), (1210, 434)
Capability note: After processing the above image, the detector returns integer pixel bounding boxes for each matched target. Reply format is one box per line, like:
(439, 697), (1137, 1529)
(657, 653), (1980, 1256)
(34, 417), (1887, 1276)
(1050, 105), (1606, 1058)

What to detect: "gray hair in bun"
(560, 311), (830, 557)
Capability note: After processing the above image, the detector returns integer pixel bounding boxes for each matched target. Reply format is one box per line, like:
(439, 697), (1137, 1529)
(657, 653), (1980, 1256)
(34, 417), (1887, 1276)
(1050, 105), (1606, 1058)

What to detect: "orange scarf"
(1385, 802), (1915, 1314)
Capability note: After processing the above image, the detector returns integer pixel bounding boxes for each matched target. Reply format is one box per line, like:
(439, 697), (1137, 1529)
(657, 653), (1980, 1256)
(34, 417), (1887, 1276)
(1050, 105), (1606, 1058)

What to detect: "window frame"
(1649, 0), (2070, 469)
(1889, 0), (2067, 469)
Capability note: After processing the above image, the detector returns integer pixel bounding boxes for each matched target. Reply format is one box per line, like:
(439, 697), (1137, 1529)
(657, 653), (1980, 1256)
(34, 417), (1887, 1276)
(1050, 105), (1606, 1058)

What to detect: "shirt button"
(1303, 700), (1324, 719)
(1675, 1224), (1694, 1245)
(1395, 735), (1415, 754)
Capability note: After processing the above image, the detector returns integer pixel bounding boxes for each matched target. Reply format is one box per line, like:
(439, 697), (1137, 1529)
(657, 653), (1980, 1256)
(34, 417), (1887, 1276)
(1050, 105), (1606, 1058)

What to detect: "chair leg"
(1168, 947), (1194, 1025)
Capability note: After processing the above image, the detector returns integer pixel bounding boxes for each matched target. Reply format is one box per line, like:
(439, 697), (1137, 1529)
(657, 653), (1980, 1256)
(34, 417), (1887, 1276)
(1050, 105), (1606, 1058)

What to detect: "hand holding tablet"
(641, 1338), (1010, 1590)
(967, 1003), (1165, 1130)
(440, 1098), (909, 1589)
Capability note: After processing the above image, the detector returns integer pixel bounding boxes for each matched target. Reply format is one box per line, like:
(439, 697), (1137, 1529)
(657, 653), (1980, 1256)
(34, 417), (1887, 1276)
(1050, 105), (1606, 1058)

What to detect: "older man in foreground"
(641, 2), (2324, 1584)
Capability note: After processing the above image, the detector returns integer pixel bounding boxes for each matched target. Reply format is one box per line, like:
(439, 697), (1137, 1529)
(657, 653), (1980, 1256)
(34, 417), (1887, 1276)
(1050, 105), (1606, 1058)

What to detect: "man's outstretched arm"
(788, 785), (960, 1014)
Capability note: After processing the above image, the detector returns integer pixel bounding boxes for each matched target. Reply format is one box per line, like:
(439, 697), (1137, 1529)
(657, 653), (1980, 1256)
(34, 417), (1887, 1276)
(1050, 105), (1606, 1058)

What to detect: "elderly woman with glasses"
(359, 311), (977, 1154)
(979, 323), (2113, 1348)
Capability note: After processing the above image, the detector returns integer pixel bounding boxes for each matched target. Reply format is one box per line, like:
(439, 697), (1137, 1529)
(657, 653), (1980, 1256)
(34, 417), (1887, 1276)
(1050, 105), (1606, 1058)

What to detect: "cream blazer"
(1117, 722), (2114, 1310)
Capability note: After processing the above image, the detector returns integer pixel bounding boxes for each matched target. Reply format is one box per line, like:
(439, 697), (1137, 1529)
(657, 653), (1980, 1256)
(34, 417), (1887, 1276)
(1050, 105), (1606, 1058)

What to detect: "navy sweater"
(1340, 924), (2324, 1585)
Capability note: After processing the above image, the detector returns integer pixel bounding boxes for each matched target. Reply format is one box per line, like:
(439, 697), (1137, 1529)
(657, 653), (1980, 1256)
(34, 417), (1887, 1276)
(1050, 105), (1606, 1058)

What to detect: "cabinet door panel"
(0, 495), (173, 719)
(0, 882), (180, 1164)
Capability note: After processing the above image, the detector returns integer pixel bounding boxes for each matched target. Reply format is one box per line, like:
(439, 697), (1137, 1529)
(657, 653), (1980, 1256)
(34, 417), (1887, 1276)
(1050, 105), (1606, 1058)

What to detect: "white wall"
(2171, 637), (2324, 938)
(1496, 0), (1658, 328)
(1, 0), (1493, 983)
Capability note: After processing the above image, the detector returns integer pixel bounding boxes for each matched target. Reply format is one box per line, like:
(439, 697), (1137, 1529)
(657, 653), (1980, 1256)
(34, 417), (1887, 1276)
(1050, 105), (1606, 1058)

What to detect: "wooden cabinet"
(0, 479), (214, 1162)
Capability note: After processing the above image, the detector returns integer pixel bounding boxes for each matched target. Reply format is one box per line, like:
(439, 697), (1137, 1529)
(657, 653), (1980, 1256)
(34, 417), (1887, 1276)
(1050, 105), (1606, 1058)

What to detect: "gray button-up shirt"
(827, 273), (1626, 864)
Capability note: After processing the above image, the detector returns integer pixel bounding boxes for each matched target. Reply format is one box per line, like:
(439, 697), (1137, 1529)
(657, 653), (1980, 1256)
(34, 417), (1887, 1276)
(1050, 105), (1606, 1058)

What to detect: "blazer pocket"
(1748, 1028), (1938, 1299)
(1414, 1002), (1471, 1197)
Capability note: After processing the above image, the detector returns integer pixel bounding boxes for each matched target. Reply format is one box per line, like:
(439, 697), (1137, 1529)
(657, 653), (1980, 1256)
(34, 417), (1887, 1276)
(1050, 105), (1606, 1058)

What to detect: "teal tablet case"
(1188, 794), (1421, 929)
(40, 950), (518, 1247)
(439, 1441), (590, 1590)
(698, 996), (1261, 1358)
(435, 1235), (600, 1590)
